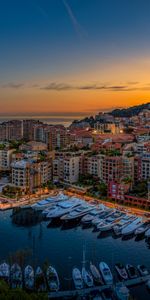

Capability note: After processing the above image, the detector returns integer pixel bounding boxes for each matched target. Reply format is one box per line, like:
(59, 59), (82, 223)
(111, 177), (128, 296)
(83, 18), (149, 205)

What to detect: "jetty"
(48, 275), (150, 299)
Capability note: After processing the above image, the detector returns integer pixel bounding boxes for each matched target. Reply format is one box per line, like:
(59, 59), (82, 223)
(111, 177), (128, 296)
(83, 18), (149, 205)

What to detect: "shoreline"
(0, 189), (150, 218)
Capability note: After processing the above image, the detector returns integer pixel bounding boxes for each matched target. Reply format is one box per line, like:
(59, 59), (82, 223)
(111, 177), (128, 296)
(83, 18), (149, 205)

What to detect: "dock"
(48, 275), (150, 299)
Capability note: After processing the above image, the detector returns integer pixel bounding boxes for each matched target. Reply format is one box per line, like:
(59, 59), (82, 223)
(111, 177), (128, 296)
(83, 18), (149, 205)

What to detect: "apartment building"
(12, 159), (52, 192)
(0, 148), (15, 171)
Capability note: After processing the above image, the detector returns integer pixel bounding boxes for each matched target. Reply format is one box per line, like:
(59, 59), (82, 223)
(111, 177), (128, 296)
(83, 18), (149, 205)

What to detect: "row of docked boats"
(0, 263), (60, 292)
(31, 192), (150, 239)
(72, 260), (150, 290)
(72, 261), (113, 290)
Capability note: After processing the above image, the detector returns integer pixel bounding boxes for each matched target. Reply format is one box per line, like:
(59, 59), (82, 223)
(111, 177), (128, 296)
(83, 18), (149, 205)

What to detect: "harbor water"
(0, 209), (150, 299)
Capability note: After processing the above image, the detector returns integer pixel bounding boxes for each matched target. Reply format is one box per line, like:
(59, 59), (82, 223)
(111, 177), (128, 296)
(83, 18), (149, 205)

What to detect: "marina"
(0, 193), (150, 298)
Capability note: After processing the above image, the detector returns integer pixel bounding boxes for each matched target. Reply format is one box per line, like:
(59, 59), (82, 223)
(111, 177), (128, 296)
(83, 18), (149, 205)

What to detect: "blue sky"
(1, 0), (150, 114)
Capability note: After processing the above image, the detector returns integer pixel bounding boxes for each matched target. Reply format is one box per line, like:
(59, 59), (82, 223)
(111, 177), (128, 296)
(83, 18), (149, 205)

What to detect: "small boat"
(35, 267), (47, 292)
(99, 262), (113, 285)
(72, 267), (83, 289)
(90, 262), (103, 284)
(0, 262), (10, 283)
(137, 265), (149, 276)
(114, 282), (130, 300)
(135, 223), (150, 236)
(146, 279), (150, 289)
(115, 263), (128, 280)
(24, 265), (34, 290)
(10, 263), (23, 289)
(122, 218), (143, 236)
(82, 266), (94, 287)
(145, 228), (150, 238)
(47, 266), (60, 291)
(126, 264), (138, 279)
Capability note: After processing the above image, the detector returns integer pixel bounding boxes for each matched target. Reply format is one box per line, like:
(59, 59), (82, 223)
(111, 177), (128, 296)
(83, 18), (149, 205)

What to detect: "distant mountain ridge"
(70, 102), (150, 127)
(110, 102), (150, 117)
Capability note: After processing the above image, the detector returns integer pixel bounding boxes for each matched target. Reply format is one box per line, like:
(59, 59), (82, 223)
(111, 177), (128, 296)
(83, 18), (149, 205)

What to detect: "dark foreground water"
(0, 209), (150, 299)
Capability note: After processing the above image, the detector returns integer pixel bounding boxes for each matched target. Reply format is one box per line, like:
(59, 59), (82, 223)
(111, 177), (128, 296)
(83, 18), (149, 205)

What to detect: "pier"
(48, 275), (150, 299)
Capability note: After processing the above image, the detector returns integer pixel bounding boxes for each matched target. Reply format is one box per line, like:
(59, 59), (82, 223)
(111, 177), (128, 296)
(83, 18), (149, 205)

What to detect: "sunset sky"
(1, 0), (150, 116)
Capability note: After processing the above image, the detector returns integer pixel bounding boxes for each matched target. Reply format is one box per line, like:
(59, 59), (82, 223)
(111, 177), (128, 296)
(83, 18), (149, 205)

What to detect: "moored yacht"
(90, 262), (103, 284)
(47, 266), (60, 291)
(10, 263), (23, 289)
(61, 203), (95, 221)
(145, 228), (150, 238)
(115, 263), (128, 280)
(99, 262), (113, 285)
(126, 264), (138, 279)
(24, 265), (34, 290)
(72, 267), (83, 289)
(0, 262), (10, 283)
(122, 218), (143, 236)
(35, 266), (47, 292)
(46, 198), (82, 219)
(82, 266), (94, 287)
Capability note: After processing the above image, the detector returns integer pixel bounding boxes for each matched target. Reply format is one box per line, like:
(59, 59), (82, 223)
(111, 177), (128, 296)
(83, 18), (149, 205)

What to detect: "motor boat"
(99, 262), (113, 285)
(135, 225), (150, 236)
(61, 204), (95, 221)
(24, 265), (34, 290)
(81, 209), (103, 225)
(137, 265), (149, 276)
(35, 266), (47, 292)
(122, 218), (143, 236)
(10, 263), (23, 289)
(72, 267), (83, 289)
(145, 228), (150, 238)
(113, 216), (136, 235)
(47, 266), (60, 291)
(90, 262), (103, 284)
(115, 263), (128, 280)
(46, 199), (82, 219)
(114, 282), (130, 300)
(146, 279), (150, 289)
(82, 266), (94, 287)
(0, 262), (10, 283)
(126, 264), (138, 279)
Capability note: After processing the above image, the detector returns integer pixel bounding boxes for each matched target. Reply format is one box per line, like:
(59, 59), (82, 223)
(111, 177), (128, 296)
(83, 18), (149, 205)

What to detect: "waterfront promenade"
(0, 189), (150, 218)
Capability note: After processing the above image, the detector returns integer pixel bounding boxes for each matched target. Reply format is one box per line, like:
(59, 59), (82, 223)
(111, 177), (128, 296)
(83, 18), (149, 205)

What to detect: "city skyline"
(1, 0), (150, 115)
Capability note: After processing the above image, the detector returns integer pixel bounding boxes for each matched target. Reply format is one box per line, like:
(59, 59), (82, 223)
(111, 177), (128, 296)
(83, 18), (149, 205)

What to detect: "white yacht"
(145, 228), (150, 238)
(0, 262), (10, 282)
(122, 218), (143, 236)
(61, 204), (95, 221)
(46, 198), (82, 219)
(81, 204), (106, 225)
(90, 262), (103, 284)
(32, 193), (68, 211)
(72, 268), (83, 289)
(99, 262), (113, 285)
(47, 266), (60, 291)
(24, 265), (34, 290)
(82, 266), (94, 287)
(135, 224), (150, 236)
(113, 216), (136, 235)
(92, 209), (114, 226)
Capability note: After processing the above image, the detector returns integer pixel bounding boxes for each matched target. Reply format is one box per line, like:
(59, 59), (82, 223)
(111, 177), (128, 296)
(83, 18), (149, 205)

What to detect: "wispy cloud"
(2, 82), (24, 89)
(62, 0), (87, 38)
(41, 82), (139, 92)
(2, 81), (150, 93)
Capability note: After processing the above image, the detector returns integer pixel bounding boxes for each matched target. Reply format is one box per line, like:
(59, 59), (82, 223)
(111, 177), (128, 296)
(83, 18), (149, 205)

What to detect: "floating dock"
(48, 275), (150, 299)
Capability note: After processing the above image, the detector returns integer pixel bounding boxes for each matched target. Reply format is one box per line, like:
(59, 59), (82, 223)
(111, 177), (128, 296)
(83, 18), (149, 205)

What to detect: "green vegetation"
(2, 185), (22, 198)
(99, 149), (121, 156)
(9, 140), (25, 150)
(0, 280), (48, 299)
(131, 180), (148, 198)
(0, 144), (6, 150)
